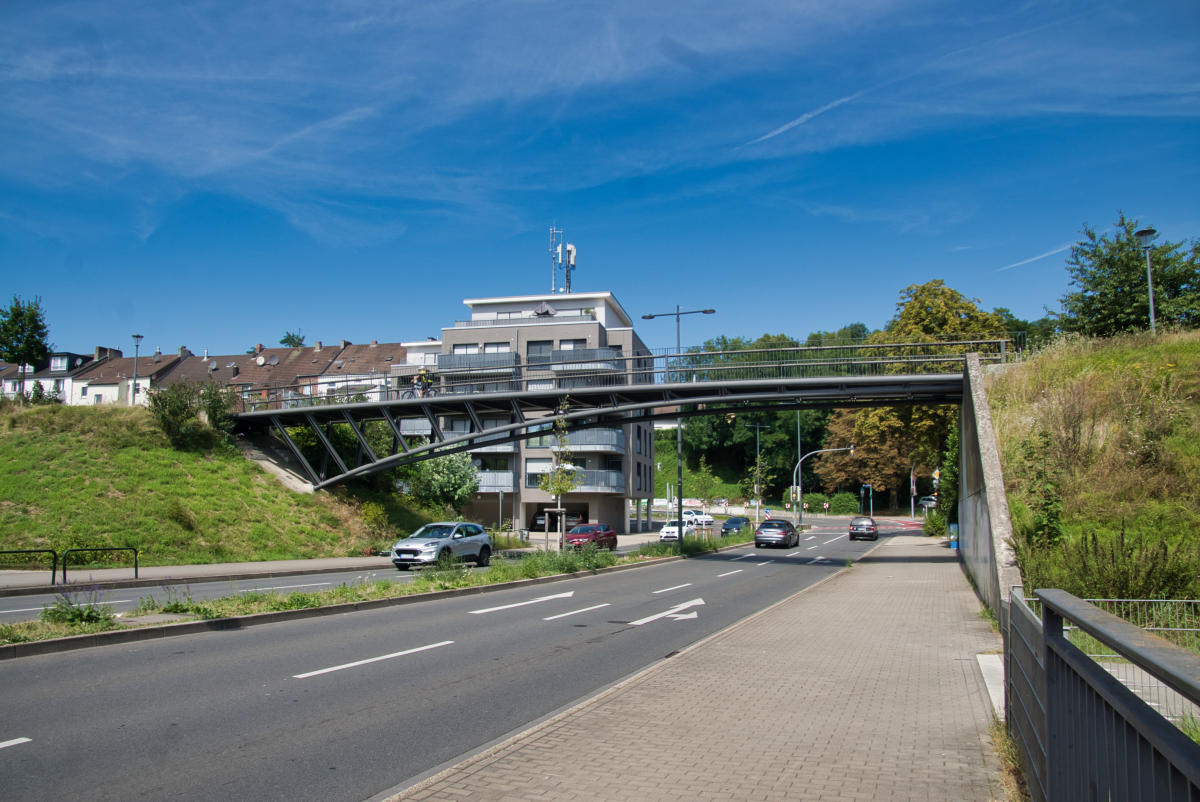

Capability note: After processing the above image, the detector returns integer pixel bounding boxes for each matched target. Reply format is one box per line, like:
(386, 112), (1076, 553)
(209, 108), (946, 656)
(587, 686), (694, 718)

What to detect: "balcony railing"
(453, 314), (596, 328)
(476, 471), (516, 492)
(437, 352), (520, 373)
(525, 469), (625, 492)
(470, 430), (518, 452)
(527, 428), (625, 453)
(549, 348), (624, 371)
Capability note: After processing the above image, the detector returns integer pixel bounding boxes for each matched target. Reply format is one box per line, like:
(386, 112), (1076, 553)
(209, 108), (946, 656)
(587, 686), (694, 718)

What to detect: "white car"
(918, 496), (938, 511)
(659, 519), (696, 542)
(682, 509), (714, 526)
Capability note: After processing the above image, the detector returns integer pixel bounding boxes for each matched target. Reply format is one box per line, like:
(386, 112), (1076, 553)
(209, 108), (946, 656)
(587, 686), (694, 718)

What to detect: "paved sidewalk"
(389, 536), (1003, 801)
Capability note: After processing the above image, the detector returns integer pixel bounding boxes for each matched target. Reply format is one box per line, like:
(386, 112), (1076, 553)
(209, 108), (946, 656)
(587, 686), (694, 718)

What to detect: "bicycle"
(401, 386), (438, 400)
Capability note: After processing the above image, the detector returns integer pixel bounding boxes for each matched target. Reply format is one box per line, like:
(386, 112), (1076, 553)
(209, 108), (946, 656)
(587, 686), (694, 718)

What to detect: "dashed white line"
(241, 583), (332, 593)
(757, 561), (774, 566)
(653, 584), (693, 594)
(717, 570), (743, 577)
(293, 641), (453, 679)
(786, 552), (801, 557)
(805, 536), (816, 541)
(807, 545), (819, 550)
(823, 535), (844, 544)
(2, 600), (136, 615)
(543, 603), (611, 621)
(730, 555), (752, 561)
(0, 738), (32, 750)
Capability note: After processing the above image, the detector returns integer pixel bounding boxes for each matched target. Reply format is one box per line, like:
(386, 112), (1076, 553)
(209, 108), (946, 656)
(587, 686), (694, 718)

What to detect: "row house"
(2, 347), (121, 402)
(70, 348), (186, 406)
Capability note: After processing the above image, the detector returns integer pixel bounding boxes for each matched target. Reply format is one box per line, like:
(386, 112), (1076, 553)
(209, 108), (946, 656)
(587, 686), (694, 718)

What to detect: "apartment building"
(433, 292), (655, 534)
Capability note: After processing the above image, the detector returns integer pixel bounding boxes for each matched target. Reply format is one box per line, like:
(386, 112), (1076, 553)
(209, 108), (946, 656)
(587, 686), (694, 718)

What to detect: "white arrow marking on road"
(0, 738), (32, 750)
(807, 556), (828, 565)
(469, 591), (575, 614)
(717, 570), (743, 577)
(630, 598), (705, 626)
(543, 603), (611, 621)
(668, 611), (698, 620)
(293, 641), (453, 679)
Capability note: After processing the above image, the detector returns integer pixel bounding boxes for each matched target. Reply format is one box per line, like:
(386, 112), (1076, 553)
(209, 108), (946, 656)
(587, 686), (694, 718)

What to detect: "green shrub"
(40, 585), (115, 624)
(924, 510), (947, 537)
(360, 502), (390, 534)
(829, 492), (859, 515)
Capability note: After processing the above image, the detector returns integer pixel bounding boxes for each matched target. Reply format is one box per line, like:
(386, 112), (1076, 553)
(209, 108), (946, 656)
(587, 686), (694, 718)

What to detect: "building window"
(526, 457), (552, 474)
(636, 425), (642, 454)
(50, 356), (68, 372)
(558, 339), (586, 350)
(81, 385), (88, 396)
(483, 342), (510, 353)
(447, 419), (472, 434)
(452, 343), (479, 355)
(637, 463), (642, 490)
(527, 341), (552, 365)
(479, 457), (509, 471)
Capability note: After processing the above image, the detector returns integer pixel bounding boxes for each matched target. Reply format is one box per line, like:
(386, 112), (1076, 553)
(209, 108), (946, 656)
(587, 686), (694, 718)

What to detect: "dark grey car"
(754, 519), (799, 548)
(392, 522), (492, 570)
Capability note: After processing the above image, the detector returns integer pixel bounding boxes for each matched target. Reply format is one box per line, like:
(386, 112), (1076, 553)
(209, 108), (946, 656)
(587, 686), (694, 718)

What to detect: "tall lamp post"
(746, 422), (771, 523)
(642, 306), (716, 550)
(793, 445), (854, 526)
(1135, 227), (1158, 335)
(131, 334), (144, 406)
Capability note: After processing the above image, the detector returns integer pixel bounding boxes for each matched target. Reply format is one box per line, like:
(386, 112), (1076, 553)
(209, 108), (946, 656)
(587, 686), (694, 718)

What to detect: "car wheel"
(476, 546), (491, 567)
(395, 564), (409, 571)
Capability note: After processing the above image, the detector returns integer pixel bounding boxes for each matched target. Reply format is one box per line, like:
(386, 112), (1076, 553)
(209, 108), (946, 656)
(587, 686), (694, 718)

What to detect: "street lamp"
(1135, 227), (1158, 336)
(642, 306), (716, 549)
(131, 334), (144, 406)
(793, 445), (854, 526)
(746, 422), (771, 524)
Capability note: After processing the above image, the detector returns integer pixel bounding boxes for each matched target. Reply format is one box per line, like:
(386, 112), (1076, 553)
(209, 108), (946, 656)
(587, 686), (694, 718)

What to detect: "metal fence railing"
(1008, 588), (1200, 801)
(233, 336), (1019, 414)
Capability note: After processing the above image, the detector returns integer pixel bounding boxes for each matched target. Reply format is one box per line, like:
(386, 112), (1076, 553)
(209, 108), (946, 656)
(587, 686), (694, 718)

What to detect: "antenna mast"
(549, 225), (563, 293)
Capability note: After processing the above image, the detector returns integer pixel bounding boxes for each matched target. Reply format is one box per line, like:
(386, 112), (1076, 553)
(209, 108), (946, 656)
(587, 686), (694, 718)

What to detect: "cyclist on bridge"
(412, 366), (434, 398)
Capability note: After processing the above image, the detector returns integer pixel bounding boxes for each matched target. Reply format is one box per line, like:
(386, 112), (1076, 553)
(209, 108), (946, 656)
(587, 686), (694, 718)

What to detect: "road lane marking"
(543, 604), (611, 621)
(630, 598), (705, 626)
(240, 585), (331, 593)
(807, 545), (819, 550)
(653, 584), (693, 594)
(730, 555), (752, 561)
(2, 600), (137, 615)
(823, 535), (844, 544)
(0, 738), (32, 750)
(469, 591), (574, 614)
(786, 552), (801, 557)
(807, 556), (828, 565)
(717, 570), (743, 577)
(293, 641), (453, 678)
(757, 561), (774, 566)
(805, 536), (816, 541)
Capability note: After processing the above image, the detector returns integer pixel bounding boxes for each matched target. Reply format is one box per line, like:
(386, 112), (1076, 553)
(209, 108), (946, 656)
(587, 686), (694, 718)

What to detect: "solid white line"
(469, 591), (574, 614)
(241, 583), (332, 592)
(0, 738), (32, 749)
(823, 535), (844, 544)
(757, 561), (774, 566)
(805, 536), (816, 541)
(543, 604), (611, 621)
(293, 641), (453, 679)
(3, 599), (138, 614)
(717, 570), (743, 577)
(653, 584), (692, 594)
(731, 555), (751, 561)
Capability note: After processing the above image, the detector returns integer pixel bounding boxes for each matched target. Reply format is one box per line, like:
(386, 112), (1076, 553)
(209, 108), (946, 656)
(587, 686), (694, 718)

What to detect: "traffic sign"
(803, 502), (809, 510)
(764, 508), (772, 519)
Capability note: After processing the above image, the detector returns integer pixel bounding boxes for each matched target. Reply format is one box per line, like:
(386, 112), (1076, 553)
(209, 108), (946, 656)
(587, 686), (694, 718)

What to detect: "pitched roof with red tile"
(158, 354), (252, 387)
(234, 345), (348, 388)
(75, 355), (181, 385)
(316, 341), (407, 378)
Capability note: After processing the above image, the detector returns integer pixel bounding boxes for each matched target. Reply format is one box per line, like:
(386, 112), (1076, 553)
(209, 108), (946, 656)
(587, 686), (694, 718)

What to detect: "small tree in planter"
(537, 401), (583, 550)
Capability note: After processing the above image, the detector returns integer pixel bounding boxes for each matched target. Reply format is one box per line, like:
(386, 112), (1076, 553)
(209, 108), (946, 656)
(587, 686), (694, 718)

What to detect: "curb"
(373, 535), (891, 802)
(0, 542), (748, 661)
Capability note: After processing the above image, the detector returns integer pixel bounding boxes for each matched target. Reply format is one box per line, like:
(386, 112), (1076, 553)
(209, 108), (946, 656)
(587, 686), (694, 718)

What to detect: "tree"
(280, 331), (306, 347)
(740, 453), (776, 519)
(993, 308), (1058, 352)
(537, 402), (583, 549)
(691, 455), (720, 514)
(880, 280), (1008, 340)
(406, 451), (479, 515)
(1058, 213), (1200, 336)
(0, 295), (52, 403)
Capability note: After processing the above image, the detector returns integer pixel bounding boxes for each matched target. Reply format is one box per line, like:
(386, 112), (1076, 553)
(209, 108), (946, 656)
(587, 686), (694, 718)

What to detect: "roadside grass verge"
(989, 717), (1031, 801)
(1, 533), (757, 646)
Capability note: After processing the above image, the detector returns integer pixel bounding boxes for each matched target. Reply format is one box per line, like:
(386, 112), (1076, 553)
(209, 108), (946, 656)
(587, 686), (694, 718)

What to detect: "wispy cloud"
(742, 90), (867, 146)
(995, 243), (1072, 272)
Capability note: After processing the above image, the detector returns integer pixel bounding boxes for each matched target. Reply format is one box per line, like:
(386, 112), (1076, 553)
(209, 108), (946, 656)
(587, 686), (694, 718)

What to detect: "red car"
(565, 523), (618, 551)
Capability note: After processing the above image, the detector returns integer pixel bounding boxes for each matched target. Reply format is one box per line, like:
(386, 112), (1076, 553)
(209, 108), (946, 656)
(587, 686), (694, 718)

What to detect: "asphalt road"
(0, 522), (915, 802)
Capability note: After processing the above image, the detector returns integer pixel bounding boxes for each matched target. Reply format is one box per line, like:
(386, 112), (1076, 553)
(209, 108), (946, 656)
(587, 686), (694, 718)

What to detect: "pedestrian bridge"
(233, 337), (1013, 490)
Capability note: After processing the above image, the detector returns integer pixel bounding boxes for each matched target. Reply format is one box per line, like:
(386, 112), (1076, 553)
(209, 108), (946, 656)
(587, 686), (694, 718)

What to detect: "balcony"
(437, 352), (520, 373)
(526, 428), (625, 454)
(453, 314), (596, 328)
(525, 469), (625, 493)
(469, 429), (517, 452)
(399, 419), (432, 436)
(549, 348), (623, 371)
(476, 471), (516, 492)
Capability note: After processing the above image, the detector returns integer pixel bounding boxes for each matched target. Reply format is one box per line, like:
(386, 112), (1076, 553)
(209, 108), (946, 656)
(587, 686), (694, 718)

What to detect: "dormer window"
(51, 356), (68, 372)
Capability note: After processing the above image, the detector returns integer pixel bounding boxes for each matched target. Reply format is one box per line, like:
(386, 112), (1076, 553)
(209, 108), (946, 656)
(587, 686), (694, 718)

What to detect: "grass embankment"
(0, 404), (435, 568)
(987, 331), (1200, 598)
(652, 441), (743, 500)
(0, 530), (755, 646)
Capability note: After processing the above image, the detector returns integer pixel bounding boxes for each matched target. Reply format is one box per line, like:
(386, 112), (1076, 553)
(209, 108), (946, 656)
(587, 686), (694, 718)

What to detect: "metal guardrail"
(0, 549), (58, 585)
(61, 547), (139, 584)
(524, 469), (624, 491)
(1010, 589), (1200, 800)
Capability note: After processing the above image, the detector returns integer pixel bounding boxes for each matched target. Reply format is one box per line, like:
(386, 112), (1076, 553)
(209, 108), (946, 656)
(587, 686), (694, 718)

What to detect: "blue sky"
(2, 0), (1198, 355)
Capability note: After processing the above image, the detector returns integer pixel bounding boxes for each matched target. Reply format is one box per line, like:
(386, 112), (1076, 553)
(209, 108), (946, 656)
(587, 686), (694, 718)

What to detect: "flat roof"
(461, 291), (633, 327)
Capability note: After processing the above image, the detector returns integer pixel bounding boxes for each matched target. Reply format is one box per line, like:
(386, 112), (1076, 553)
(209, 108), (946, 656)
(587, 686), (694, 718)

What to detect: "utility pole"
(747, 422), (770, 524)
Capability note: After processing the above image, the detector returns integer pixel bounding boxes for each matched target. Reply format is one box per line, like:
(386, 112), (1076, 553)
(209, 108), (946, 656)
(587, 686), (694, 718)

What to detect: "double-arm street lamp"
(642, 306), (715, 547)
(792, 445), (854, 526)
(1135, 227), (1158, 335)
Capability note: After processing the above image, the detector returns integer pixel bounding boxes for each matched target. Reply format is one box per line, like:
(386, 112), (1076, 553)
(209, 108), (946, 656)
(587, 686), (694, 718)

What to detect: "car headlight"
(420, 543), (437, 551)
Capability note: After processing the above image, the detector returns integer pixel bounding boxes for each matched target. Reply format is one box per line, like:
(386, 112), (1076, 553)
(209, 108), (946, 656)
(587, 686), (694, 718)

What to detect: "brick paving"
(389, 536), (1004, 801)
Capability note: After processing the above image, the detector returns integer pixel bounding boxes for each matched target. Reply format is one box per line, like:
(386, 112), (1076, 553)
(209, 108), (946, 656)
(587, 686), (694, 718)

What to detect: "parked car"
(918, 495), (938, 511)
(849, 516), (878, 541)
(659, 519), (695, 542)
(565, 523), (618, 551)
(533, 511), (584, 529)
(721, 516), (750, 536)
(754, 519), (799, 548)
(392, 522), (491, 570)
(682, 509), (714, 526)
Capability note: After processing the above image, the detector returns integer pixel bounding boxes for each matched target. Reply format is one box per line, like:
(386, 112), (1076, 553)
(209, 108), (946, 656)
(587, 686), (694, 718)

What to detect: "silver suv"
(392, 522), (492, 570)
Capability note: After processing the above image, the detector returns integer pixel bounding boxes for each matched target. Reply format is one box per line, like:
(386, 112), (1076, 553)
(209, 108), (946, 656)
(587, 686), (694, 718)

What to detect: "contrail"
(995, 243), (1072, 272)
(742, 90), (866, 146)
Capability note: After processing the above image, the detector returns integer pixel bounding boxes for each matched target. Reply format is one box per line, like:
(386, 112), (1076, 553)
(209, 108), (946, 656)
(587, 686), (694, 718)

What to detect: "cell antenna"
(549, 225), (563, 293)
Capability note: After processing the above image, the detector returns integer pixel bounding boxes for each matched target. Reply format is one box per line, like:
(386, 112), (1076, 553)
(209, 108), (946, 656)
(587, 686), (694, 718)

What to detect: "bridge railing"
(232, 336), (1018, 414)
